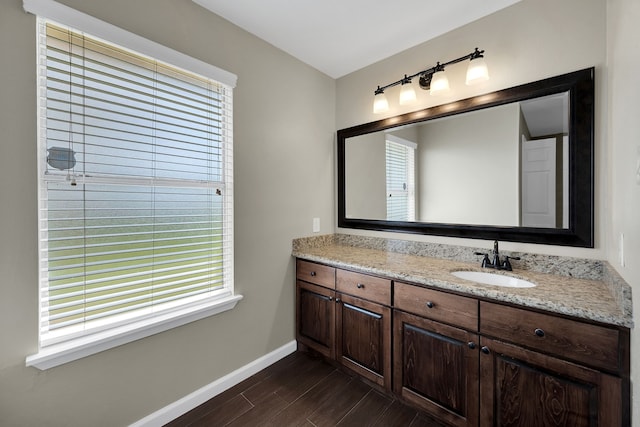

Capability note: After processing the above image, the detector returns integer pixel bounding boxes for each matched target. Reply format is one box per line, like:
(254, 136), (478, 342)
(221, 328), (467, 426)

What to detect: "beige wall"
(0, 0), (335, 425)
(345, 132), (386, 219)
(606, 0), (640, 424)
(416, 104), (520, 225)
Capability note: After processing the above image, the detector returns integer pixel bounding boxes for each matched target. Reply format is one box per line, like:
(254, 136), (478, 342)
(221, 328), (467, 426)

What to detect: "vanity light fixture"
(373, 48), (488, 113)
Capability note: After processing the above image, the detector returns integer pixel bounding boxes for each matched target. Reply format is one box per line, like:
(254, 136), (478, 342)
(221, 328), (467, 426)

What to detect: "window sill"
(26, 294), (243, 370)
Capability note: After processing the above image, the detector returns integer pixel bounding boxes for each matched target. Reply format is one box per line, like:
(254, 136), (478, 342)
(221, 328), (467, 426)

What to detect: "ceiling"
(520, 92), (569, 138)
(192, 0), (522, 79)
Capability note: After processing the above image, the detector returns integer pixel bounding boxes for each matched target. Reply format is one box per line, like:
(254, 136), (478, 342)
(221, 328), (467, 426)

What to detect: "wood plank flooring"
(164, 351), (447, 427)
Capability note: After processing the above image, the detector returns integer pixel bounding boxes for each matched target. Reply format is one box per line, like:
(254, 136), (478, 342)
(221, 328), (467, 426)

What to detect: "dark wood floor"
(165, 350), (446, 427)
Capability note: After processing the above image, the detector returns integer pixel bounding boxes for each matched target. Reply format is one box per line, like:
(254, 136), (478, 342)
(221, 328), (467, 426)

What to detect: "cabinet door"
(336, 292), (391, 389)
(394, 310), (480, 427)
(479, 337), (623, 427)
(296, 280), (335, 358)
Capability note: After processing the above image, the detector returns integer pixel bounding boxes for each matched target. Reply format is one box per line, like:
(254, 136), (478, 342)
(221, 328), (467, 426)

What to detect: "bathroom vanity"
(293, 235), (632, 427)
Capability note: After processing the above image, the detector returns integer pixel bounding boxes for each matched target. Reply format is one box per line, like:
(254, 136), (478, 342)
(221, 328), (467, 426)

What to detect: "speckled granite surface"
(292, 234), (633, 328)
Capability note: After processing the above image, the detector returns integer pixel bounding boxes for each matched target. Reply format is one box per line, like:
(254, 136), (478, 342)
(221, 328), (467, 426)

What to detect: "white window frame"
(24, 0), (241, 370)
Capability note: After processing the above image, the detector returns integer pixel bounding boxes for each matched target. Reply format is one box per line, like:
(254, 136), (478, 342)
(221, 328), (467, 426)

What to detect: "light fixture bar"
(373, 48), (485, 95)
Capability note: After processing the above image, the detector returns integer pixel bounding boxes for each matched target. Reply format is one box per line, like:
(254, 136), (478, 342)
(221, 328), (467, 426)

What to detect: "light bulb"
(430, 70), (450, 95)
(466, 56), (489, 85)
(399, 81), (416, 105)
(373, 91), (389, 114)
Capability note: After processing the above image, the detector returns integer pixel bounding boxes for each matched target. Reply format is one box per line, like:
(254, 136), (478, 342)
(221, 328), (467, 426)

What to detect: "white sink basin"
(451, 270), (536, 288)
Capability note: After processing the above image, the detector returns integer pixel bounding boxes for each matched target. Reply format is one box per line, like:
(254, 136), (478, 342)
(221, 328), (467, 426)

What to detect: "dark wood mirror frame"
(337, 67), (594, 247)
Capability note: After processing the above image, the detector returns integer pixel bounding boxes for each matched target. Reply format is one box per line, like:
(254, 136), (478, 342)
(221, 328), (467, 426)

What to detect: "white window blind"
(37, 20), (234, 346)
(385, 137), (416, 222)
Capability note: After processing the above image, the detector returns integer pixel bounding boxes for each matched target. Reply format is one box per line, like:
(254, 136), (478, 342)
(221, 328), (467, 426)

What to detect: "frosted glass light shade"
(399, 82), (417, 105)
(373, 92), (389, 113)
(466, 57), (489, 85)
(429, 70), (450, 95)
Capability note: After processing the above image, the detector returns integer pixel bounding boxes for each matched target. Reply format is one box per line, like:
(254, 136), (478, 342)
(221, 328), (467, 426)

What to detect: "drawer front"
(394, 282), (478, 331)
(480, 301), (621, 372)
(336, 269), (391, 306)
(296, 259), (335, 289)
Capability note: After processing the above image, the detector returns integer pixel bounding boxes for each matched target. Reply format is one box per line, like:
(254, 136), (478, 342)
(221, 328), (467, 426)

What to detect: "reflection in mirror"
(345, 93), (570, 228)
(338, 68), (594, 247)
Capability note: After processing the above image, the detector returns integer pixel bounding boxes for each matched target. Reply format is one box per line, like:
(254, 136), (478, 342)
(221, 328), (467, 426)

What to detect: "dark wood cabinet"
(296, 259), (336, 289)
(296, 280), (335, 358)
(393, 281), (481, 426)
(479, 301), (628, 427)
(394, 310), (479, 427)
(337, 292), (391, 389)
(295, 259), (629, 426)
(479, 301), (622, 373)
(479, 336), (622, 427)
(296, 260), (392, 389)
(295, 260), (337, 358)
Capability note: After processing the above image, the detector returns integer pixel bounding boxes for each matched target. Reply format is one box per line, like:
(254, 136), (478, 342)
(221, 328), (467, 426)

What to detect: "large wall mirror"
(338, 68), (594, 247)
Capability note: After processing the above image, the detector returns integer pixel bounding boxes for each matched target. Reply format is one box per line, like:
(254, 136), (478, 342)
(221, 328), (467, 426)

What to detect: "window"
(26, 0), (239, 369)
(385, 136), (416, 221)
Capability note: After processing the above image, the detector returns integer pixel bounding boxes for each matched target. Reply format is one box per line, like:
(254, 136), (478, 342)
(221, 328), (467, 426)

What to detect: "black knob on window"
(468, 342), (476, 349)
(426, 301), (434, 308)
(534, 328), (545, 337)
(481, 346), (490, 354)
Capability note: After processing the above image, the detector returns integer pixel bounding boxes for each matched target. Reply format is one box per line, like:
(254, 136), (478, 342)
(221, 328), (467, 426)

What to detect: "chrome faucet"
(474, 240), (520, 271)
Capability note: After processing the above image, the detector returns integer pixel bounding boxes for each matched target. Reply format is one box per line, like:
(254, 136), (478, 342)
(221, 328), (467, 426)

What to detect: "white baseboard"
(130, 340), (298, 427)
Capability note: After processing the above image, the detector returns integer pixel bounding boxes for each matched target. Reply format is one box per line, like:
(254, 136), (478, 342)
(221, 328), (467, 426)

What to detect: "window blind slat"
(47, 270), (224, 307)
(38, 20), (234, 342)
(46, 261), (224, 293)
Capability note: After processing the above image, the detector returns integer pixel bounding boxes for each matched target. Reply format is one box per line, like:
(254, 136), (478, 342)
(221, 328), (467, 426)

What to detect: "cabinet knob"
(328, 296), (333, 301)
(426, 301), (434, 309)
(310, 271), (316, 277)
(481, 346), (490, 354)
(356, 283), (364, 289)
(468, 342), (476, 349)
(336, 298), (342, 303)
(534, 328), (545, 337)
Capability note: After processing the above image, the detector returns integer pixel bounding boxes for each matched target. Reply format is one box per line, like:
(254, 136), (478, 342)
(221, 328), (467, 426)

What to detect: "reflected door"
(521, 137), (556, 227)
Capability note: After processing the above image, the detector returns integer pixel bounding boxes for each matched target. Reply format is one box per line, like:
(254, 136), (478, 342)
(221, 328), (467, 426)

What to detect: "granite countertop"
(292, 236), (633, 328)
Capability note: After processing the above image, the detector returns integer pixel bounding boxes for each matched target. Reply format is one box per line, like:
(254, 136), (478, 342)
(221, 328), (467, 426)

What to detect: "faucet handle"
(502, 256), (521, 271)
(474, 252), (491, 268)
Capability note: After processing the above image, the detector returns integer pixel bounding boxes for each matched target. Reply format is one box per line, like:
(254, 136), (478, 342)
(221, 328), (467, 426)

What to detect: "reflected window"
(385, 136), (416, 221)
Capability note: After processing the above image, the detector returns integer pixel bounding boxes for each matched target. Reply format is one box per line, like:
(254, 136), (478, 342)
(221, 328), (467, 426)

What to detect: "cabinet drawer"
(480, 301), (621, 372)
(296, 259), (335, 289)
(336, 269), (391, 306)
(394, 282), (478, 331)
